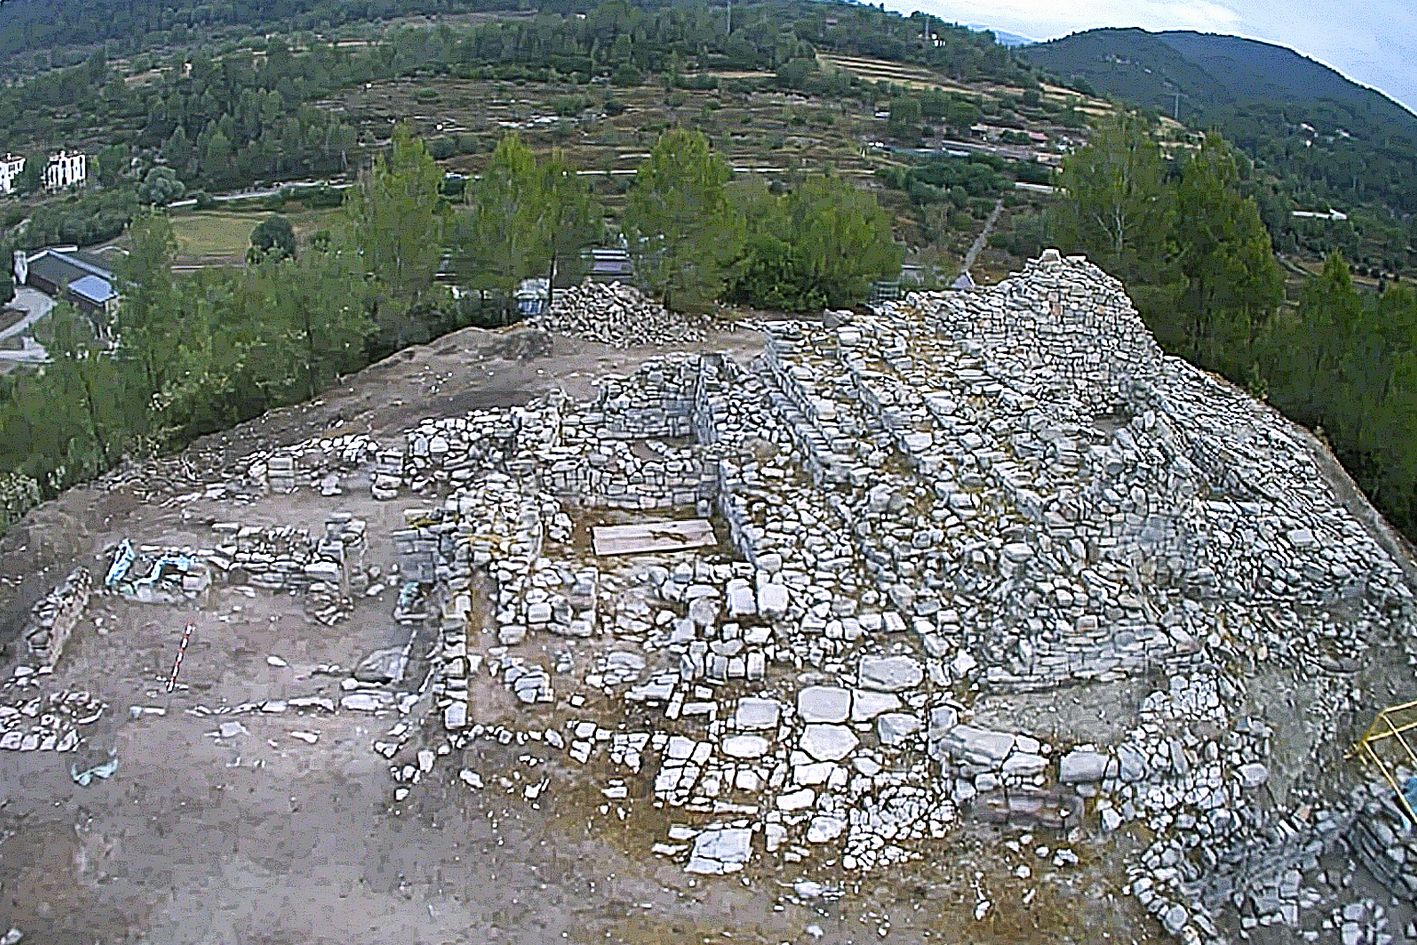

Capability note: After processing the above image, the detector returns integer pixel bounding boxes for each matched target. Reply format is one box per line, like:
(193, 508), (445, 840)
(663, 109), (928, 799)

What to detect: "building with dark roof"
(14, 247), (120, 316)
(585, 247), (634, 284)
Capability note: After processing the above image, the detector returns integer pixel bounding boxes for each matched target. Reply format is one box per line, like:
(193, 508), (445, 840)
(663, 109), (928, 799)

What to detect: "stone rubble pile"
(245, 434), (380, 497)
(532, 281), (706, 349)
(23, 567), (91, 668)
(0, 681), (103, 753)
(288, 250), (1413, 945)
(1347, 778), (1417, 901)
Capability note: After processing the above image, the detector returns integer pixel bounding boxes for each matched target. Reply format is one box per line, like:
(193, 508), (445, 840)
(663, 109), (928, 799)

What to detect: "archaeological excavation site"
(2, 251), (1416, 945)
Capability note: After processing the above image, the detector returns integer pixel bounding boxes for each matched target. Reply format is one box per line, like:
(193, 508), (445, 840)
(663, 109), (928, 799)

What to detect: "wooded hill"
(1023, 29), (1417, 227)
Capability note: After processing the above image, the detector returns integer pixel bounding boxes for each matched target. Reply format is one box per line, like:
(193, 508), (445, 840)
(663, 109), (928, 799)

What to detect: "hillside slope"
(1025, 28), (1414, 127)
(1022, 28), (1417, 220)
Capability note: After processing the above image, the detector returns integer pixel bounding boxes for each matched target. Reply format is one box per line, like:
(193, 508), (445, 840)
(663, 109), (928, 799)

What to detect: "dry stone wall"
(218, 251), (1417, 945)
(22, 567), (91, 668)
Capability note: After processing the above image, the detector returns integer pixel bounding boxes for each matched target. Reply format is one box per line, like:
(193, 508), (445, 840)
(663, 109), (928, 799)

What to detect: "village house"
(0, 154), (24, 195)
(44, 150), (86, 191)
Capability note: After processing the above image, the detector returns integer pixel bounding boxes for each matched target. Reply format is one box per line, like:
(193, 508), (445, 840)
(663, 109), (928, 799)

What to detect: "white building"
(0, 154), (23, 194)
(44, 151), (85, 191)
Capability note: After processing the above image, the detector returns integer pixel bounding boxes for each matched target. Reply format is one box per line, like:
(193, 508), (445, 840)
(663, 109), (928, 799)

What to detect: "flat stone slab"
(354, 647), (407, 685)
(852, 690), (902, 722)
(876, 712), (923, 746)
(858, 655), (923, 692)
(1059, 748), (1108, 783)
(721, 734), (771, 759)
(686, 826), (752, 875)
(943, 724), (1016, 767)
(800, 724), (859, 761)
(592, 519), (716, 556)
(734, 697), (781, 731)
(798, 686), (851, 723)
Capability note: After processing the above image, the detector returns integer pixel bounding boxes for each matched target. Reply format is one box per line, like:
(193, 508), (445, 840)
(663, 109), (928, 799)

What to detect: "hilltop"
(1026, 29), (1414, 123)
(1023, 28), (1417, 218)
(1, 251), (1414, 945)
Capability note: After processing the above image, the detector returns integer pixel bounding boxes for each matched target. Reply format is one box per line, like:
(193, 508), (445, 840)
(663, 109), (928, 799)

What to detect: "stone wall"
(208, 517), (365, 592)
(204, 515), (366, 624)
(23, 566), (91, 668)
(593, 358), (700, 440)
(1347, 779), (1417, 900)
(923, 249), (1164, 418)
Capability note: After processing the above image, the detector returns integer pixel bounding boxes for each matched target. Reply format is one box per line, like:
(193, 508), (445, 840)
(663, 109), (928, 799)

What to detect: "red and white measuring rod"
(166, 621), (196, 693)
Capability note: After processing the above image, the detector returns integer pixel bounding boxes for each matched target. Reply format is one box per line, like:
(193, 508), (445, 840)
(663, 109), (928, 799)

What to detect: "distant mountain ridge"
(1023, 28), (1416, 133)
(1020, 28), (1417, 216)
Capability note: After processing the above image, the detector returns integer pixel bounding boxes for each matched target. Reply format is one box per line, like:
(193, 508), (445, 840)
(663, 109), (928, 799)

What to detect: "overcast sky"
(888, 1), (1417, 114)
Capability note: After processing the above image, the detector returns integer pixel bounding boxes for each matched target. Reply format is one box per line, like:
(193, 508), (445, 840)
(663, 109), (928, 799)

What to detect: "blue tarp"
(105, 539), (135, 587)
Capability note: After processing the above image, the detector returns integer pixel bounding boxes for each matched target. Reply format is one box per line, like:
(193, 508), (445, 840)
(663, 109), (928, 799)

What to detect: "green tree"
(344, 124), (447, 305)
(115, 212), (180, 397)
(163, 126), (194, 176)
(888, 95), (923, 140)
(137, 166), (186, 205)
(1266, 253), (1363, 427)
(538, 151), (602, 307)
(15, 150), (45, 195)
(202, 127), (234, 186)
(725, 177), (812, 310)
(1055, 112), (1182, 333)
(455, 134), (546, 305)
(95, 144), (130, 187)
(1173, 134), (1285, 376)
(785, 175), (902, 308)
(32, 304), (144, 478)
(241, 247), (372, 401)
(249, 214), (297, 262)
(0, 239), (13, 306)
(726, 176), (901, 311)
(623, 129), (740, 311)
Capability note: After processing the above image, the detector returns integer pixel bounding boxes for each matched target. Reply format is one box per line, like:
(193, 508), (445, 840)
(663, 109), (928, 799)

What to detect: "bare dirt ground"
(0, 323), (1159, 944)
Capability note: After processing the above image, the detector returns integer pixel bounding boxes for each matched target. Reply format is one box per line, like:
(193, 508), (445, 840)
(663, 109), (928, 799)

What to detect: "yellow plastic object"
(1351, 698), (1417, 823)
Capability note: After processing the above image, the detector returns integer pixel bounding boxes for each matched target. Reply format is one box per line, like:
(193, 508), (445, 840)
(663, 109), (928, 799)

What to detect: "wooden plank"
(592, 519), (716, 556)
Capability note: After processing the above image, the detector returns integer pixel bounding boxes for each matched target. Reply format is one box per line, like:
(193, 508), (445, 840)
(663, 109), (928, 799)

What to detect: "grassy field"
(168, 207), (341, 262)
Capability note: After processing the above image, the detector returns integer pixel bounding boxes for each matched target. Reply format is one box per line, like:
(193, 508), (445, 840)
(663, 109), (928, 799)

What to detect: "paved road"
(0, 287), (54, 341)
(166, 178), (350, 209)
(962, 197), (1005, 274)
(0, 287), (53, 363)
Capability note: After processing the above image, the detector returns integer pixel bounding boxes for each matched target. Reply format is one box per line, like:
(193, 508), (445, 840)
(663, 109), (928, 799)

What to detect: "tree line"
(0, 124), (900, 528)
(0, 126), (446, 526)
(1054, 114), (1417, 541)
(455, 127), (898, 314)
